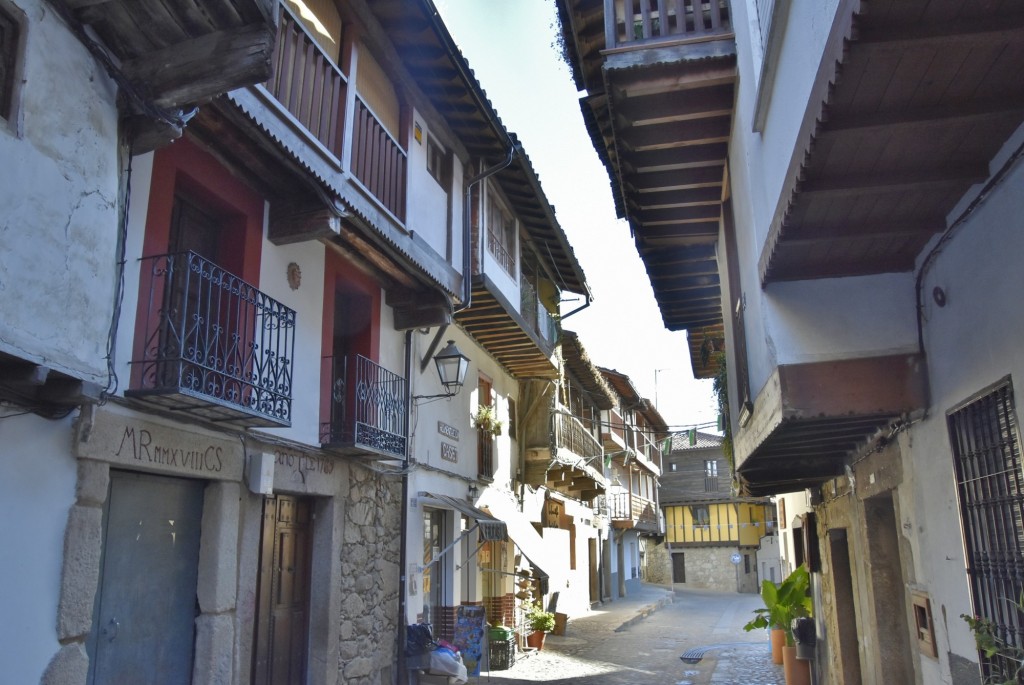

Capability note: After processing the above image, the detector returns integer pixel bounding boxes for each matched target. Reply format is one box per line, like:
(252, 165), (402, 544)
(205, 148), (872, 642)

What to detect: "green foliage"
(472, 404), (503, 436)
(962, 592), (1024, 684)
(743, 564), (813, 646)
(526, 603), (556, 633)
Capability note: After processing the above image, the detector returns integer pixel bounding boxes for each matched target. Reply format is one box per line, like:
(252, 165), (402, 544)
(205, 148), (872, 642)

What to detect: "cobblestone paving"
(467, 587), (784, 685)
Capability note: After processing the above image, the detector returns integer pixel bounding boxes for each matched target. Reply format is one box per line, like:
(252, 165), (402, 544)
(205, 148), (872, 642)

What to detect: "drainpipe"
(454, 146), (518, 314)
(398, 329), (413, 678)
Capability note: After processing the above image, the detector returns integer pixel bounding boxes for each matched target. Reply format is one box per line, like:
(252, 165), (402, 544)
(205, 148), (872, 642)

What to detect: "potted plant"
(524, 603), (555, 650)
(743, 564), (812, 683)
(472, 404), (503, 436)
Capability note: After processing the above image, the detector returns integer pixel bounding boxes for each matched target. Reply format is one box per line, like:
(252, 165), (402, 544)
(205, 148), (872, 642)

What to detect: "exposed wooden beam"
(123, 23), (274, 108)
(857, 14), (1024, 51)
(611, 64), (736, 99)
(614, 84), (734, 125)
(633, 186), (723, 207)
(821, 96), (1024, 138)
(618, 117), (731, 150)
(782, 217), (945, 240)
(623, 142), (729, 171)
(638, 205), (721, 224)
(629, 165), (724, 192)
(798, 165), (989, 200)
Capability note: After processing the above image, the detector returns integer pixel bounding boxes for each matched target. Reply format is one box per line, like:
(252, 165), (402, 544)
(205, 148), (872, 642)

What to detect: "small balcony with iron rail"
(320, 354), (408, 461)
(128, 251), (296, 428)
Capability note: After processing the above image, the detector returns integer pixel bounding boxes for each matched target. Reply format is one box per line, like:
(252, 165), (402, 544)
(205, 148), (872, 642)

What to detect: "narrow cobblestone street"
(472, 586), (784, 685)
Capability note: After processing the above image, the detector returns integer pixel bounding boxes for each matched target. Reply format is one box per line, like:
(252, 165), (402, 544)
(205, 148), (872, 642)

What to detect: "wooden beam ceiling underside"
(454, 281), (558, 379)
(761, 0), (1024, 284)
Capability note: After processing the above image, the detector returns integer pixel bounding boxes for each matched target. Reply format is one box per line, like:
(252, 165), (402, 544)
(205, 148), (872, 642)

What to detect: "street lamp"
(433, 340), (470, 396)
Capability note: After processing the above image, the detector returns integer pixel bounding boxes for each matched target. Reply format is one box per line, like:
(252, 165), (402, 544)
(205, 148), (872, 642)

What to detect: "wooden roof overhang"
(369, 0), (591, 300)
(556, 0), (736, 378)
(51, 0), (276, 150)
(733, 353), (928, 497)
(761, 0), (1024, 284)
(453, 276), (559, 379)
(561, 331), (617, 410)
(544, 452), (606, 502)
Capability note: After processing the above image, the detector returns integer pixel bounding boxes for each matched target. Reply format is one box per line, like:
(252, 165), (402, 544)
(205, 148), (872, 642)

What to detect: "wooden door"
(672, 552), (686, 583)
(253, 496), (313, 685)
(87, 471), (205, 685)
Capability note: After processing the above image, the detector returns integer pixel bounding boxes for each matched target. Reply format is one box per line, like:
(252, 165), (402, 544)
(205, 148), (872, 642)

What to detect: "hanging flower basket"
(472, 404), (503, 436)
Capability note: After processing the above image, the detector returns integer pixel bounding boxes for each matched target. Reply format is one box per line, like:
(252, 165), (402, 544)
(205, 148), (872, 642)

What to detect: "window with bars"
(486, 190), (516, 276)
(0, 0), (22, 124)
(949, 377), (1024, 682)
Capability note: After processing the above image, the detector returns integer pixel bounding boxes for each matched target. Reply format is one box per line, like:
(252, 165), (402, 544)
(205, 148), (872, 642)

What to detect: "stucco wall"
(0, 411), (78, 685)
(0, 0), (120, 383)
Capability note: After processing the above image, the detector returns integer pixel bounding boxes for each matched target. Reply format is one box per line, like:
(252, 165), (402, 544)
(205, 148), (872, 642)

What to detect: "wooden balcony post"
(604, 0), (618, 50)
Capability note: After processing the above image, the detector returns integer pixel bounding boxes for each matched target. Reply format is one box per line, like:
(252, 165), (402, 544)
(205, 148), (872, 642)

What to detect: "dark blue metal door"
(87, 470), (204, 685)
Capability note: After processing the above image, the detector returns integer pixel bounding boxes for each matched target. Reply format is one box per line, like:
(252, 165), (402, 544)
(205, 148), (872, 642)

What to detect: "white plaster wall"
(0, 0), (120, 383)
(902, 135), (1024, 666)
(0, 411), (78, 684)
(405, 114), (455, 261)
(408, 329), (517, 484)
(762, 273), (919, 368)
(255, 235), (327, 446)
(727, 0), (918, 404)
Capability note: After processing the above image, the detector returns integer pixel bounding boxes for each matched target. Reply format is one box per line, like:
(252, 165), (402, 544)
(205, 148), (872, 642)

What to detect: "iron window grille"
(949, 378), (1024, 683)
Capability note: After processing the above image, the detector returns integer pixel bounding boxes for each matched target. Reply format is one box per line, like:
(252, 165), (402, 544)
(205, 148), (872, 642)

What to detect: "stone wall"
(680, 547), (735, 592)
(646, 541), (673, 585)
(338, 463), (402, 685)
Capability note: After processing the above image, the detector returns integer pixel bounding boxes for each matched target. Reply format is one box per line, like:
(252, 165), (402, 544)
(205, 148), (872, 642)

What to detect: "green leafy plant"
(743, 564), (813, 646)
(962, 592), (1024, 685)
(472, 404), (503, 436)
(526, 603), (556, 633)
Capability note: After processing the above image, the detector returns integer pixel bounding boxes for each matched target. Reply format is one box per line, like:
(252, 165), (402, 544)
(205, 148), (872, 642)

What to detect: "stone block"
(75, 458), (109, 506)
(192, 613), (234, 685)
(58, 504), (103, 640)
(197, 481), (240, 613)
(40, 642), (88, 685)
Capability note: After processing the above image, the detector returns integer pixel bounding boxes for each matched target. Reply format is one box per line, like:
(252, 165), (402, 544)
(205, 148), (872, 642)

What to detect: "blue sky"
(435, 0), (717, 430)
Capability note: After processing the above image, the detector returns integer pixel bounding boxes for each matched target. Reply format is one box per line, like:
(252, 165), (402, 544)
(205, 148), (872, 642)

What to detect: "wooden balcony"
(605, 0), (732, 51)
(555, 411), (604, 462)
(263, 5), (406, 224)
(266, 4), (346, 159)
(602, 408), (627, 450)
(321, 354), (407, 460)
(351, 96), (407, 223)
(609, 492), (660, 532)
(128, 251), (295, 428)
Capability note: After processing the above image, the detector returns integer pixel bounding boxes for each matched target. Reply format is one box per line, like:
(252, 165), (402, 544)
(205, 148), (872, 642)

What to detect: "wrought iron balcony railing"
(607, 0), (732, 50)
(321, 354), (407, 460)
(128, 251), (295, 427)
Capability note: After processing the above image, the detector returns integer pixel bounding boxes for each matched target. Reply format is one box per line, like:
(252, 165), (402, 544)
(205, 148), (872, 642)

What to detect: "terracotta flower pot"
(770, 628), (785, 664)
(782, 645), (810, 685)
(526, 630), (546, 650)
